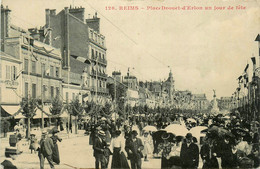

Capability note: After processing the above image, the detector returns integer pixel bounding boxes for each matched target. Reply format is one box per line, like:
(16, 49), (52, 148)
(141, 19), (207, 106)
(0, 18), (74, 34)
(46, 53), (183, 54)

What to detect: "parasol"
(164, 124), (188, 136)
(143, 125), (157, 132)
(187, 118), (196, 123)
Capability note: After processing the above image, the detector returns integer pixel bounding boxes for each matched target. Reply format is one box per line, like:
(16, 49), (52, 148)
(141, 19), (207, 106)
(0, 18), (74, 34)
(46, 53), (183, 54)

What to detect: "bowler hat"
(98, 130), (106, 136)
(131, 130), (138, 136)
(52, 128), (59, 134)
(185, 133), (193, 140)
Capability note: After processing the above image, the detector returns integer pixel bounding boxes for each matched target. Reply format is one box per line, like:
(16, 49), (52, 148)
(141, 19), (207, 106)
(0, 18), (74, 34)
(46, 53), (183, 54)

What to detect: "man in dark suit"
(180, 133), (199, 169)
(39, 130), (55, 169)
(93, 130), (108, 169)
(125, 130), (144, 169)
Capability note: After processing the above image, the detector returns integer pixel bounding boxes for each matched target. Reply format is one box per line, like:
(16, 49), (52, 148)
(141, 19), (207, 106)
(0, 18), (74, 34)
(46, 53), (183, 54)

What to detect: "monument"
(211, 89), (220, 114)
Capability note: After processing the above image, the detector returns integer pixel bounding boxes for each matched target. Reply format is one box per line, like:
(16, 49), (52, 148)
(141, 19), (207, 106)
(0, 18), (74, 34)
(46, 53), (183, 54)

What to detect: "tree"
(21, 98), (37, 138)
(68, 98), (84, 134)
(50, 96), (63, 126)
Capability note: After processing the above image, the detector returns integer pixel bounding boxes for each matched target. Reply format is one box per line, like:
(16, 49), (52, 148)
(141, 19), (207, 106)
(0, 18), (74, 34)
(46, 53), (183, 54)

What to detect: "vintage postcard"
(0, 0), (259, 168)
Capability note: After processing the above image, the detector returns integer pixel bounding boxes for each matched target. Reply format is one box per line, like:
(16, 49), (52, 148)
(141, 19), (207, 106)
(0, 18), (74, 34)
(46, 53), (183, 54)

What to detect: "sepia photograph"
(0, 0), (259, 168)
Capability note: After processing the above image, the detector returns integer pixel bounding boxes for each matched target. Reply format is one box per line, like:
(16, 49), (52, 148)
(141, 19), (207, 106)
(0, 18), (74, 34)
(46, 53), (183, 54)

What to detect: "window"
(42, 85), (46, 99)
(11, 66), (17, 80)
(50, 66), (54, 77)
(41, 63), (45, 75)
(92, 49), (95, 59)
(0, 62), (2, 79)
(5, 65), (10, 80)
(102, 54), (105, 60)
(99, 53), (101, 60)
(25, 82), (29, 98)
(72, 93), (75, 100)
(50, 86), (54, 98)
(95, 51), (98, 59)
(32, 84), (36, 98)
(31, 61), (36, 73)
(56, 87), (59, 97)
(24, 59), (29, 72)
(55, 67), (59, 78)
(66, 92), (69, 102)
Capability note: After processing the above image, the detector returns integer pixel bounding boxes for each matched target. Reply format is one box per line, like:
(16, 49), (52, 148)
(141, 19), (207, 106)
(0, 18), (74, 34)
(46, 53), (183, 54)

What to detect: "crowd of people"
(86, 110), (259, 169)
(1, 110), (259, 169)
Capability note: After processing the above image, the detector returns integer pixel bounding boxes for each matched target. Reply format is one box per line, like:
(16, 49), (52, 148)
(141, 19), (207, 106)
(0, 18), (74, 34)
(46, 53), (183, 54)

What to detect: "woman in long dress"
(110, 130), (130, 169)
(142, 131), (153, 161)
(51, 128), (62, 165)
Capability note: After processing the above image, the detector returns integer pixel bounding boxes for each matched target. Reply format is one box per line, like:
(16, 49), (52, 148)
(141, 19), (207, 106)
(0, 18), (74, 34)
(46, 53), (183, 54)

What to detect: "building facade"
(39, 6), (108, 103)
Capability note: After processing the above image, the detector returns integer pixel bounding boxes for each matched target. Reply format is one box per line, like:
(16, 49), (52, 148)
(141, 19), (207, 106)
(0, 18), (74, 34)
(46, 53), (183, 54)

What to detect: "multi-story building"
(217, 97), (233, 110)
(192, 94), (209, 111)
(1, 5), (62, 118)
(37, 6), (108, 103)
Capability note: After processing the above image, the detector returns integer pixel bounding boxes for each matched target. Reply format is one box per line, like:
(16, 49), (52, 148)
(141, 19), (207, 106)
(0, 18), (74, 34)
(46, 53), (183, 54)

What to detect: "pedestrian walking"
(110, 130), (130, 169)
(200, 138), (219, 169)
(141, 131), (153, 161)
(38, 130), (55, 169)
(50, 128), (62, 165)
(180, 133), (199, 169)
(125, 130), (144, 169)
(93, 130), (108, 169)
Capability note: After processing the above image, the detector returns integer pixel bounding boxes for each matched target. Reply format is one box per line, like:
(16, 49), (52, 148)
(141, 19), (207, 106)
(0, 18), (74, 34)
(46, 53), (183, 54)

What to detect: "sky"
(2, 0), (260, 100)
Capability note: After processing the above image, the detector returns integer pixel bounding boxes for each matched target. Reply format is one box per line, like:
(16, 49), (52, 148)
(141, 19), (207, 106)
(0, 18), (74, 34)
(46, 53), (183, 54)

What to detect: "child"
(29, 134), (37, 154)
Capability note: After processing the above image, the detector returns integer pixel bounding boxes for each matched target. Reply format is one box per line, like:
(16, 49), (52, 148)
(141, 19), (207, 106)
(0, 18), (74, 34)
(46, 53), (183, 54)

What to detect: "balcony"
(90, 86), (108, 94)
(90, 57), (107, 65)
(91, 70), (107, 78)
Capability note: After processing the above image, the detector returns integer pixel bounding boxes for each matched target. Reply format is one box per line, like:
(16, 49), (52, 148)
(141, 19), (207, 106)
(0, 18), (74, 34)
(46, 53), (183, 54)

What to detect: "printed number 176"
(105, 6), (116, 10)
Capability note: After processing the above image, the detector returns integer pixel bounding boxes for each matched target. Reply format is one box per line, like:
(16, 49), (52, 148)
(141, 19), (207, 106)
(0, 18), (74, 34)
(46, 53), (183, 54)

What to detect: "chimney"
(86, 12), (100, 33)
(1, 5), (11, 51)
(69, 6), (85, 22)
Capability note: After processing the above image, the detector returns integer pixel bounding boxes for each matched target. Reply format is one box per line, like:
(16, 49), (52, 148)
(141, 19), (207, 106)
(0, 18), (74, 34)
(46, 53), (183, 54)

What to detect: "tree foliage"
(50, 96), (63, 115)
(21, 98), (37, 118)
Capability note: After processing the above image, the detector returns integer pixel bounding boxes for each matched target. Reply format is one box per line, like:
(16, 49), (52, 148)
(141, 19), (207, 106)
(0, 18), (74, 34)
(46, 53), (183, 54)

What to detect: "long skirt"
(52, 144), (60, 164)
(111, 148), (130, 169)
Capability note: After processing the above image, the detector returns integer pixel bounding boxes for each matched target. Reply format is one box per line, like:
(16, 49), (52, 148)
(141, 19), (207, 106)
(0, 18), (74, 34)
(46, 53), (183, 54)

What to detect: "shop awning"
(1, 105), (25, 119)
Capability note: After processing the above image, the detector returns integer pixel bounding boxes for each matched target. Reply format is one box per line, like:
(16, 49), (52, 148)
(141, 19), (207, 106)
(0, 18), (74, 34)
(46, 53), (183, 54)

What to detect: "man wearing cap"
(93, 130), (108, 169)
(125, 130), (144, 169)
(39, 130), (55, 169)
(180, 133), (199, 168)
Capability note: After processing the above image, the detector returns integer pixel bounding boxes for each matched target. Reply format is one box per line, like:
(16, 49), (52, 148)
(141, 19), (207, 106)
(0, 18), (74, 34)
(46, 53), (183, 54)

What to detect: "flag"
(243, 73), (248, 88)
(31, 51), (38, 61)
(251, 57), (256, 65)
(244, 64), (249, 72)
(26, 37), (34, 46)
(237, 75), (242, 81)
(70, 55), (91, 64)
(14, 69), (23, 80)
